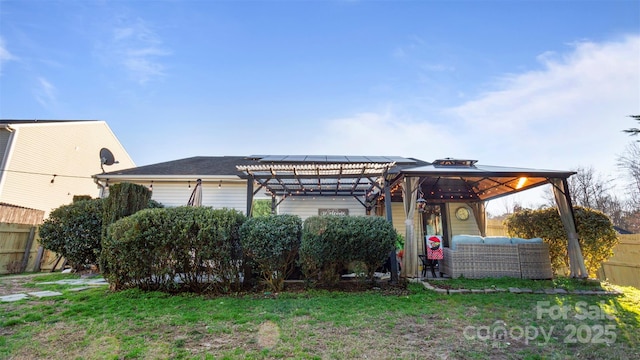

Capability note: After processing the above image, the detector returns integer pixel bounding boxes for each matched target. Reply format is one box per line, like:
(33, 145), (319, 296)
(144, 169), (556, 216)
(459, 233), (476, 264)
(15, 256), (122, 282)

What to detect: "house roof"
(97, 155), (575, 203)
(0, 119), (100, 124)
(97, 155), (427, 179)
(97, 156), (257, 178)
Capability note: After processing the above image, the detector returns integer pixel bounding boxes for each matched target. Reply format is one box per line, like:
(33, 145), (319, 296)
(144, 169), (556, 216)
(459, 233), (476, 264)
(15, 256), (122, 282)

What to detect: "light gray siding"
(114, 180), (250, 214)
(278, 196), (367, 220)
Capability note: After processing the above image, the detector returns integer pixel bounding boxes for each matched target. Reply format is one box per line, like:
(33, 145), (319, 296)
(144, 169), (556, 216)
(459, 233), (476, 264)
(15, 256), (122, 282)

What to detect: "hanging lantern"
(417, 193), (427, 213)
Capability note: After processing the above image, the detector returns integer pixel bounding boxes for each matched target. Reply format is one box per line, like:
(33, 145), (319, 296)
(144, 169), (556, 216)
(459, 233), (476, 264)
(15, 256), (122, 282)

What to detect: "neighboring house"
(0, 120), (135, 218)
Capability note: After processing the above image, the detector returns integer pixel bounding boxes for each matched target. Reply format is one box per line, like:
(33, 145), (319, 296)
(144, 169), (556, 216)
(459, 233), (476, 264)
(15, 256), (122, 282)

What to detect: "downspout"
(93, 176), (107, 198)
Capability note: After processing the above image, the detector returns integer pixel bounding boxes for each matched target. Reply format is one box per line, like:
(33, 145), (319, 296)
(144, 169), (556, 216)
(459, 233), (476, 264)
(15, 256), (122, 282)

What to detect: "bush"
(504, 206), (619, 277)
(102, 182), (152, 238)
(239, 215), (302, 292)
(300, 216), (397, 285)
(101, 207), (246, 293)
(39, 199), (104, 270)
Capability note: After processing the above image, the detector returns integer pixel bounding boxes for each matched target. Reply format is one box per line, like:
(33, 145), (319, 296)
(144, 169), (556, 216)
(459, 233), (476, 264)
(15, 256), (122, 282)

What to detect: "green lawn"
(1, 273), (638, 359)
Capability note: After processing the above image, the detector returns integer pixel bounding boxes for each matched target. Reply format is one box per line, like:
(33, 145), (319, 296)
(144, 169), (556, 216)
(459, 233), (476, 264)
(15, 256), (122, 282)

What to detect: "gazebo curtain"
(551, 178), (588, 278)
(401, 176), (419, 278)
(469, 201), (487, 237)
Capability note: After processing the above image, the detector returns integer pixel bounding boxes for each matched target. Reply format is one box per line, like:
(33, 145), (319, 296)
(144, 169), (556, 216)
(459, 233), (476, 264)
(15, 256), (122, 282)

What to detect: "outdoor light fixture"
(516, 177), (527, 189)
(417, 193), (427, 213)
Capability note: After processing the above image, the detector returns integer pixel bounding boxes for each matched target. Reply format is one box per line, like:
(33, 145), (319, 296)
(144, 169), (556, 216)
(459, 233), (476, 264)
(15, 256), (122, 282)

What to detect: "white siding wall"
(390, 201), (425, 254)
(149, 181), (248, 212)
(0, 122), (135, 217)
(391, 202), (406, 235)
(278, 196), (367, 220)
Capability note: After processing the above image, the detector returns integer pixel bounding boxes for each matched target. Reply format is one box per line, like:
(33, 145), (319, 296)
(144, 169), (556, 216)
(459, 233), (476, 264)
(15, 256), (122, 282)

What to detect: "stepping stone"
(448, 289), (464, 294)
(508, 287), (522, 293)
(495, 288), (507, 292)
(68, 287), (90, 292)
(0, 293), (29, 302)
(579, 290), (601, 295)
(471, 289), (484, 294)
(520, 288), (533, 293)
(533, 290), (545, 294)
(554, 288), (568, 294)
(433, 288), (448, 294)
(28, 291), (62, 298)
(484, 288), (496, 293)
(87, 278), (108, 285)
(544, 288), (556, 294)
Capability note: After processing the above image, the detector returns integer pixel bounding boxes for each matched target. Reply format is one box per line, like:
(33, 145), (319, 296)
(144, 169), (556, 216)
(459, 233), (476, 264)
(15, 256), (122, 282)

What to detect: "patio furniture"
(441, 235), (553, 279)
(418, 254), (440, 278)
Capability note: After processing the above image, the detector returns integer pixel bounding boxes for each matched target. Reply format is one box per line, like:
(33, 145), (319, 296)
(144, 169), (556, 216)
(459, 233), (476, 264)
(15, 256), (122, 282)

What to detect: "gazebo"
(237, 155), (588, 281)
(398, 158), (588, 280)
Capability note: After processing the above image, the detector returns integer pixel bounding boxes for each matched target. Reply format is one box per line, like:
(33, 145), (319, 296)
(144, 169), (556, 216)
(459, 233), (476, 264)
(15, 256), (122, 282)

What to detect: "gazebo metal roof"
(401, 158), (576, 202)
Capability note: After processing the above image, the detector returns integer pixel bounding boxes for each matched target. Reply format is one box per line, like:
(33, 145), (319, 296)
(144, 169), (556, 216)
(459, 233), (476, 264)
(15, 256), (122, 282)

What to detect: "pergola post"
(271, 195), (277, 214)
(246, 176), (254, 217)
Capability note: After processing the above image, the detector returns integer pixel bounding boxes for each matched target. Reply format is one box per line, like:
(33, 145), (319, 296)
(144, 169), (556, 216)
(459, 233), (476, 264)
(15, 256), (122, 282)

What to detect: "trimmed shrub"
(101, 207), (246, 293)
(504, 206), (619, 277)
(72, 195), (92, 203)
(39, 199), (104, 270)
(239, 215), (302, 292)
(102, 182), (152, 237)
(300, 216), (397, 285)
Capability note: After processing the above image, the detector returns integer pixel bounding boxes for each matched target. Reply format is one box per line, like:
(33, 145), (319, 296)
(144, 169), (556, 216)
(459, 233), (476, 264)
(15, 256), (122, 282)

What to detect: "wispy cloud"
(446, 35), (640, 173)
(103, 17), (170, 84)
(308, 108), (458, 160)
(34, 77), (58, 110)
(0, 36), (18, 76)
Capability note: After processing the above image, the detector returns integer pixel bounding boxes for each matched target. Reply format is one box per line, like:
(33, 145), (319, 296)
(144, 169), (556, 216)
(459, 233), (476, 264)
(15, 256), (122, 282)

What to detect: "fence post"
(33, 246), (44, 272)
(19, 226), (36, 273)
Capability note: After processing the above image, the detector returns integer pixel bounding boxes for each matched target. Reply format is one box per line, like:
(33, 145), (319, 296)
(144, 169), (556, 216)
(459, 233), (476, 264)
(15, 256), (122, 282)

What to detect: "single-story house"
(94, 155), (588, 279)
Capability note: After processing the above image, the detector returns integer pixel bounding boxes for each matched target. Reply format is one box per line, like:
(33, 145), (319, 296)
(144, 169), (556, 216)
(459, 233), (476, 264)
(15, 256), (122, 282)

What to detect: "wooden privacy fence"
(0, 203), (45, 225)
(0, 223), (64, 274)
(598, 234), (640, 289)
(0, 203), (63, 274)
(0, 223), (39, 274)
(486, 218), (508, 236)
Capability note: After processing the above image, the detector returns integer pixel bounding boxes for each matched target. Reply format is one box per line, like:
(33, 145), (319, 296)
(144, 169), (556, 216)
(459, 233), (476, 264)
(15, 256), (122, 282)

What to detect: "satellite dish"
(100, 148), (116, 165)
(99, 148), (118, 173)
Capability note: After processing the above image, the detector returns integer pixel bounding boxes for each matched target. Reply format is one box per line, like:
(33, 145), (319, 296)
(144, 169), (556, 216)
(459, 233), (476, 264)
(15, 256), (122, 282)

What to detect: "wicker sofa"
(441, 235), (553, 279)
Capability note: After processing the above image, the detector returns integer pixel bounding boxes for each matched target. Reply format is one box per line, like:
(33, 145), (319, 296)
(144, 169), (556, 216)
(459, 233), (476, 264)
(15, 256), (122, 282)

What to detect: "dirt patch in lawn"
(0, 274), (41, 296)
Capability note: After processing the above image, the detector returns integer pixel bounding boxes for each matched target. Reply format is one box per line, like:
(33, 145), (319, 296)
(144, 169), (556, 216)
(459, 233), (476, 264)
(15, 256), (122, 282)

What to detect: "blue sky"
(1, 0), (639, 211)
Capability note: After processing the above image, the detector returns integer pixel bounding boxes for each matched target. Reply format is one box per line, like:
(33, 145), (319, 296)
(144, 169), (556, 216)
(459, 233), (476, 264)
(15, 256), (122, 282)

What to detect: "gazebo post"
(385, 178), (399, 283)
